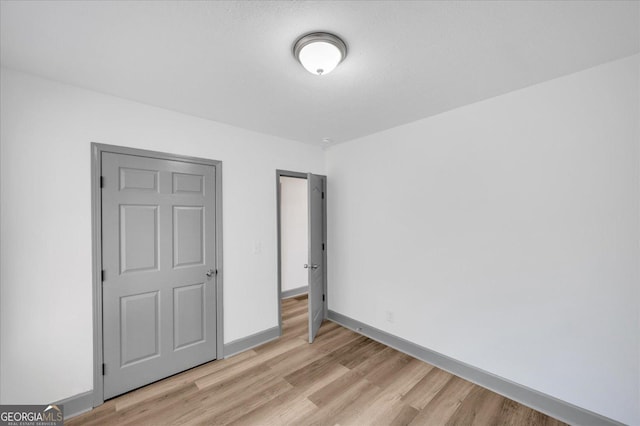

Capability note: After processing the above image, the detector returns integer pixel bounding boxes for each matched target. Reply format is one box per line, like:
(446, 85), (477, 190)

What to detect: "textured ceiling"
(1, 1), (638, 145)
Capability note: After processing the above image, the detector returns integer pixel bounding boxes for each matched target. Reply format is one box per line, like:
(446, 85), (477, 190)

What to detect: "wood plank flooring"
(69, 295), (566, 425)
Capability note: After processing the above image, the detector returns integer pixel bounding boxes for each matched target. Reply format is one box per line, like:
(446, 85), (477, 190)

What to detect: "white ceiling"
(1, 1), (638, 146)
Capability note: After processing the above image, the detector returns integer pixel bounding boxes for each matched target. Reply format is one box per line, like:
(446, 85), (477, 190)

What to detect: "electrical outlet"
(385, 310), (395, 324)
(252, 240), (262, 255)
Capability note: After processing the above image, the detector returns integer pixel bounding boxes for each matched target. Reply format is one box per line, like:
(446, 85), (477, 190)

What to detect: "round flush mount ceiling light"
(293, 32), (347, 76)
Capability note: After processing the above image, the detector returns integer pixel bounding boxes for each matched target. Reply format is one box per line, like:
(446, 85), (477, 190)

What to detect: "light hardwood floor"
(69, 295), (566, 425)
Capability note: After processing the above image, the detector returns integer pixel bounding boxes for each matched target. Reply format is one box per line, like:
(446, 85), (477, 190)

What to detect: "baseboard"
(327, 310), (624, 426)
(223, 325), (280, 358)
(54, 390), (94, 419)
(53, 328), (278, 419)
(281, 286), (308, 299)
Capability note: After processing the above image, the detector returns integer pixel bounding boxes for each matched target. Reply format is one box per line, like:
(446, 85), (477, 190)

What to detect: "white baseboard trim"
(281, 286), (308, 299)
(223, 325), (280, 358)
(54, 390), (94, 419)
(327, 310), (623, 426)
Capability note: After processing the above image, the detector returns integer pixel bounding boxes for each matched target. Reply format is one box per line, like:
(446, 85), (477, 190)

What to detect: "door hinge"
(321, 192), (325, 199)
(322, 243), (325, 251)
(102, 363), (106, 375)
(322, 294), (325, 302)
(100, 176), (104, 188)
(101, 270), (105, 281)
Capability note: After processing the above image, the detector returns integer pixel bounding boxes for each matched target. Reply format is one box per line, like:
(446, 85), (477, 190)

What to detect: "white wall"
(0, 68), (324, 404)
(280, 176), (308, 293)
(2, 55), (638, 423)
(326, 54), (639, 425)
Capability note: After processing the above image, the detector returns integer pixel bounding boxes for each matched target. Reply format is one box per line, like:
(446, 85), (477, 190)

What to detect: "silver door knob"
(206, 269), (215, 277)
(304, 264), (319, 270)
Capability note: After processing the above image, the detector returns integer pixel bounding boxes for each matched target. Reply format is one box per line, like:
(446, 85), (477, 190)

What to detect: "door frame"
(276, 170), (327, 336)
(91, 143), (224, 406)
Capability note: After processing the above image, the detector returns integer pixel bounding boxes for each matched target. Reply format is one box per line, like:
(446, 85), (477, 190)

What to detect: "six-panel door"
(102, 152), (217, 399)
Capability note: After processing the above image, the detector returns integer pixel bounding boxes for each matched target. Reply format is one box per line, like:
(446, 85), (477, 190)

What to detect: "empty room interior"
(0, 1), (639, 425)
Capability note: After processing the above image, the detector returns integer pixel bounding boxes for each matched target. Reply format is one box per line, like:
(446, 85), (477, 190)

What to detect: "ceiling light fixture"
(293, 32), (347, 76)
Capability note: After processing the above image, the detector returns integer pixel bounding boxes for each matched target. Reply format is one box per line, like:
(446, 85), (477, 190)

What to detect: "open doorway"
(277, 172), (309, 339)
(276, 170), (328, 343)
(280, 175), (309, 299)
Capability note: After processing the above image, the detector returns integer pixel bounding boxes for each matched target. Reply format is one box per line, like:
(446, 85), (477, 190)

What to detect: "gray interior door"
(307, 173), (326, 343)
(102, 152), (217, 399)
